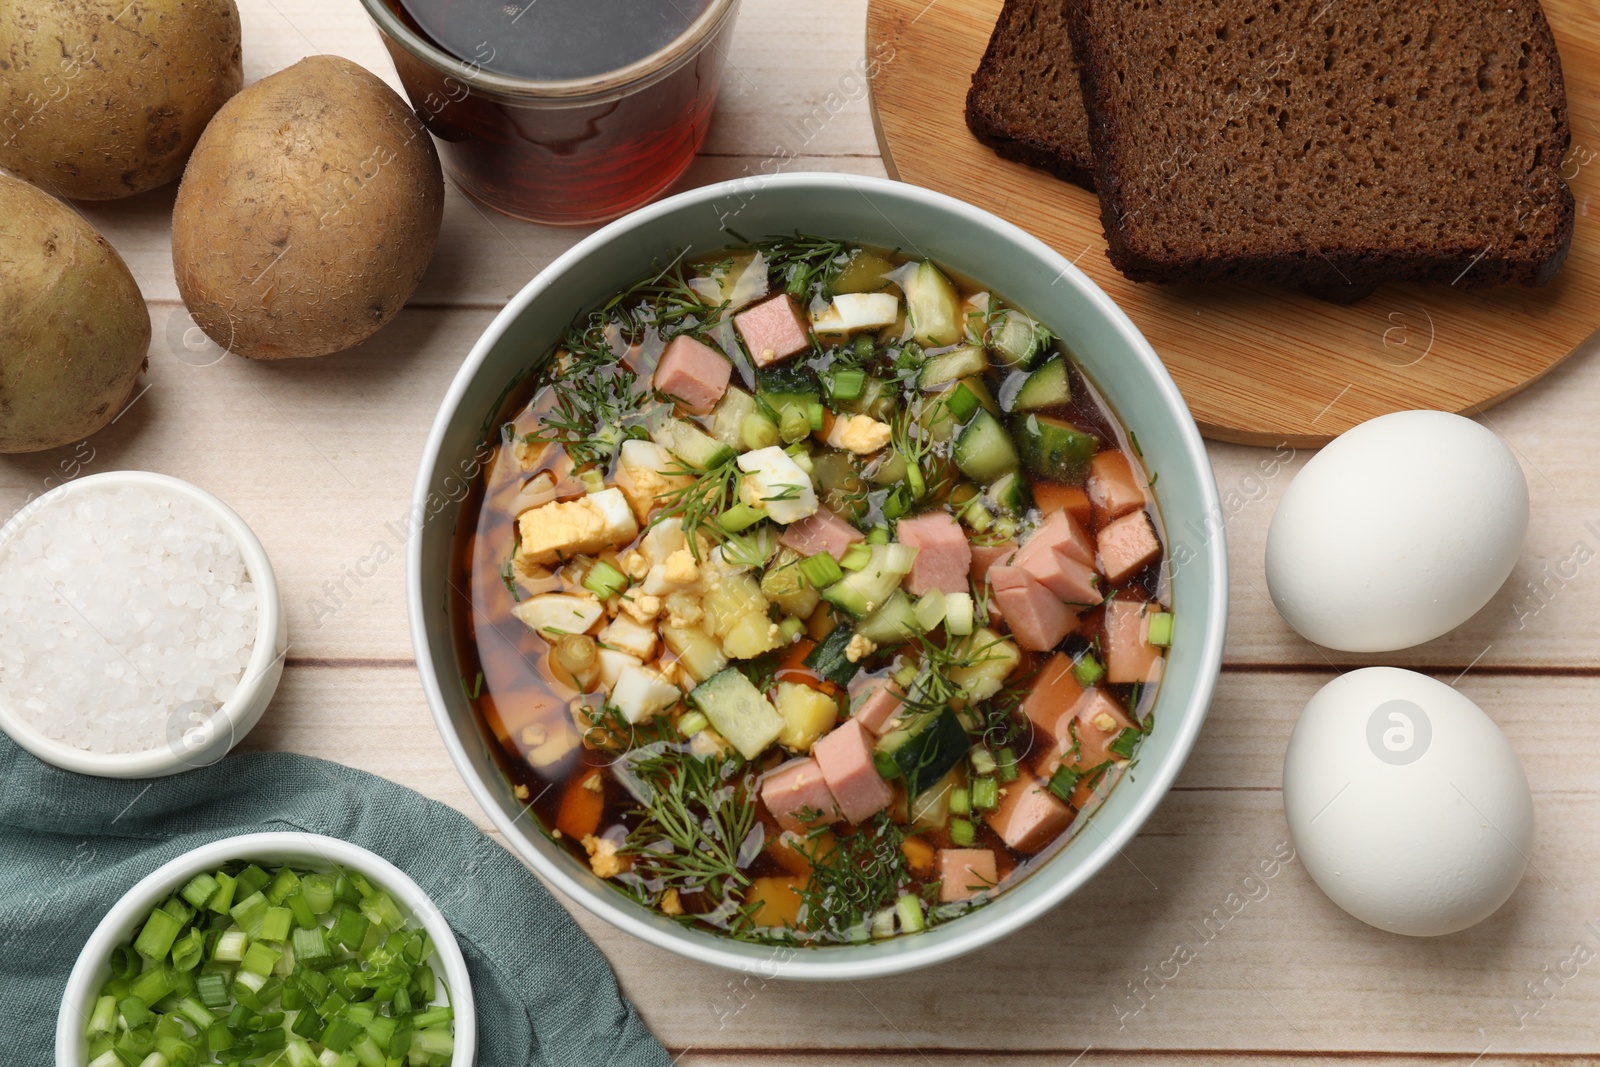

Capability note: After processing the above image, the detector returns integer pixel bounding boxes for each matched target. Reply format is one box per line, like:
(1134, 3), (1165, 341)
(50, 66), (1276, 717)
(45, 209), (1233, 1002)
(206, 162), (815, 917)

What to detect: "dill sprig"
(795, 813), (920, 940)
(754, 233), (849, 300)
(617, 742), (760, 922)
(603, 256), (729, 345)
(647, 453), (741, 558)
(523, 345), (649, 468)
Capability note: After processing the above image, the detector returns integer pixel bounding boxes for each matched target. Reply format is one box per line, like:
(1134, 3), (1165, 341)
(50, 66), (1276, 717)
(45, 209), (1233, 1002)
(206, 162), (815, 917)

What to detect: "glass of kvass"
(358, 0), (739, 225)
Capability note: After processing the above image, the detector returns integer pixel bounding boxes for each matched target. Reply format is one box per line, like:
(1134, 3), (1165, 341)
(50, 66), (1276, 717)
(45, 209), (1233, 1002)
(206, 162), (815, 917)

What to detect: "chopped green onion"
(213, 927), (248, 963)
(133, 905), (185, 960)
(284, 889), (316, 930)
(807, 402), (825, 431)
(829, 369), (866, 401)
(872, 750), (901, 780)
(292, 925), (331, 965)
(866, 524), (890, 545)
(240, 941), (281, 978)
(118, 995), (152, 1029)
(87, 1051), (122, 1067)
(207, 871), (237, 916)
(839, 542), (872, 571)
(301, 874), (336, 916)
(881, 486), (910, 520)
(87, 994), (118, 1035)
(195, 973), (229, 1010)
(962, 499), (994, 533)
(884, 542), (919, 575)
(779, 405), (810, 443)
(578, 468), (606, 494)
(175, 995), (216, 1029)
(949, 786), (971, 815)
(205, 1021), (233, 1053)
(1146, 610), (1174, 647)
(895, 892), (925, 934)
(778, 615), (805, 642)
(970, 777), (1000, 811)
(716, 501), (767, 533)
(996, 746), (1020, 782)
(1047, 764), (1084, 802)
(677, 711), (709, 737)
(946, 382), (980, 422)
(870, 906), (897, 940)
(1073, 653), (1104, 687)
(128, 965), (175, 1005)
(259, 906), (293, 943)
(234, 864), (271, 899)
(741, 412), (780, 451)
(170, 927), (205, 971)
(266, 866), (301, 905)
(410, 1027), (455, 1057)
(582, 560), (628, 599)
(320, 1017), (363, 1053)
(109, 945), (139, 981)
(906, 461), (926, 500)
(786, 444), (814, 473)
(1108, 728), (1140, 760)
(948, 817), (977, 847)
(800, 552), (843, 588)
(329, 908), (369, 950)
(179, 872), (219, 910)
(944, 592), (974, 636)
(230, 891), (269, 937)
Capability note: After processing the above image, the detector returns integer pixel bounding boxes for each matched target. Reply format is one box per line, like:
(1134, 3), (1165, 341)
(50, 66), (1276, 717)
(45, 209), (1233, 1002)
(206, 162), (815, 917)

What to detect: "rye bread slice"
(1064, 0), (1576, 292)
(965, 0), (1096, 191)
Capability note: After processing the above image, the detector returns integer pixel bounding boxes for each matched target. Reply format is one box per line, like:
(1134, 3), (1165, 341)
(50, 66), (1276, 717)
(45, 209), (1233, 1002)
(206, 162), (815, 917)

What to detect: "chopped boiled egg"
(736, 446), (818, 524)
(599, 615), (659, 660)
(811, 292), (901, 336)
(514, 487), (639, 568)
(613, 439), (689, 523)
(612, 664), (681, 724)
(639, 517), (688, 567)
(511, 593), (605, 639)
(641, 548), (701, 596)
(826, 414), (893, 455)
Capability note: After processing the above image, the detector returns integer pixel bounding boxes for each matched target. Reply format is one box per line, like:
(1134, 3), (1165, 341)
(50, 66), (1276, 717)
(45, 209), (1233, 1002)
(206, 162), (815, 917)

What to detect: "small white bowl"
(0, 470), (287, 778)
(56, 832), (477, 1067)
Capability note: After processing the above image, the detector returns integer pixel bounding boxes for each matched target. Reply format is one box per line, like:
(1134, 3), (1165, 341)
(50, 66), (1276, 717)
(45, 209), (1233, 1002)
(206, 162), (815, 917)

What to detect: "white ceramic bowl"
(408, 173), (1228, 979)
(0, 471), (287, 777)
(56, 832), (476, 1066)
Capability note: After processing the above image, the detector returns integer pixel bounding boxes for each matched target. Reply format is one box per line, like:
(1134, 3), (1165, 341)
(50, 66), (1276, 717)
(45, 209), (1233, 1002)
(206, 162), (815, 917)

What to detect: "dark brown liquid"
(392, 0), (713, 80)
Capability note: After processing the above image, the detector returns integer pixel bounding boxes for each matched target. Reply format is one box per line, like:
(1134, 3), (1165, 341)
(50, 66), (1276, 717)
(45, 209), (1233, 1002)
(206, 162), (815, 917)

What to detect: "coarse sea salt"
(0, 484), (258, 755)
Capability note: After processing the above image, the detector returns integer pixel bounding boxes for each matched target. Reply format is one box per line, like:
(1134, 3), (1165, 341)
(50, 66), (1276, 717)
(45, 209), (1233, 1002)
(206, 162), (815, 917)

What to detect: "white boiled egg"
(1265, 410), (1528, 652)
(1282, 667), (1533, 936)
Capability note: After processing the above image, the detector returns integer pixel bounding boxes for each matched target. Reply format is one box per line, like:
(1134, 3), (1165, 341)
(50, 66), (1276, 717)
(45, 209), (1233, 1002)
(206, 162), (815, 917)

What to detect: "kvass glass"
(358, 0), (739, 225)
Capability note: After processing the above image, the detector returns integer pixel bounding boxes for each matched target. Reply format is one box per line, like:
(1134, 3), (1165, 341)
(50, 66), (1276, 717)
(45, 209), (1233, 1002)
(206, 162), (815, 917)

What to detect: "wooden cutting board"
(866, 0), (1600, 446)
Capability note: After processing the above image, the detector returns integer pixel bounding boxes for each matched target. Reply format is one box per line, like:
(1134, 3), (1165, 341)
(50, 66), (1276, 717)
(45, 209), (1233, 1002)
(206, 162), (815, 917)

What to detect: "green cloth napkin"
(0, 734), (672, 1067)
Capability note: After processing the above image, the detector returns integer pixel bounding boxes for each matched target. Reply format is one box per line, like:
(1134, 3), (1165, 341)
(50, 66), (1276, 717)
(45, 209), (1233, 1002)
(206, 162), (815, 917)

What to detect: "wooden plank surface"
(3, 0), (1600, 1061)
(866, 0), (1600, 447)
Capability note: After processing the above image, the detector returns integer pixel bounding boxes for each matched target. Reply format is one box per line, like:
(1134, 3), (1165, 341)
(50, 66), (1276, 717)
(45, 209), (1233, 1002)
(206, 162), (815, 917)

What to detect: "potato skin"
(0, 175), (150, 453)
(0, 0), (242, 200)
(171, 56), (445, 360)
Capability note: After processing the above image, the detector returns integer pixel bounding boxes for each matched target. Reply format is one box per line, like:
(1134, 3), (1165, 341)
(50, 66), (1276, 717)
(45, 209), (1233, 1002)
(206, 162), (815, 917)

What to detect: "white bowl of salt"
(0, 471), (286, 778)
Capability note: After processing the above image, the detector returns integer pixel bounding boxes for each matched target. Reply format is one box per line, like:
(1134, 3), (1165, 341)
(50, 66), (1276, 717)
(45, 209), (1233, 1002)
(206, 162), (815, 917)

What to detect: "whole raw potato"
(0, 0), (243, 200)
(0, 175), (149, 453)
(171, 55), (445, 360)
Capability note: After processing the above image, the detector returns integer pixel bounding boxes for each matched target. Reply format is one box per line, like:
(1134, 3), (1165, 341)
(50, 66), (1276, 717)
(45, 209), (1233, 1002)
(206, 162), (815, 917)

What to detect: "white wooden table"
(7, 0), (1600, 1061)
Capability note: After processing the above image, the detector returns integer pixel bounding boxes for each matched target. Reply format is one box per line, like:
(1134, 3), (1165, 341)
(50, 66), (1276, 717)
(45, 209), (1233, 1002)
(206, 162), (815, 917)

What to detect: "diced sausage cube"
(850, 679), (904, 735)
(1017, 545), (1100, 607)
(1097, 510), (1161, 586)
(1036, 688), (1138, 781)
(1020, 651), (1084, 734)
(937, 848), (998, 903)
(780, 507), (864, 561)
(1034, 483), (1093, 527)
(985, 770), (1074, 853)
(760, 756), (841, 834)
(735, 294), (811, 366)
(989, 564), (1075, 652)
(811, 718), (893, 823)
(653, 334), (732, 414)
(1105, 598), (1165, 685)
(895, 512), (972, 596)
(1016, 508), (1095, 569)
(1088, 451), (1148, 524)
(969, 540), (1016, 586)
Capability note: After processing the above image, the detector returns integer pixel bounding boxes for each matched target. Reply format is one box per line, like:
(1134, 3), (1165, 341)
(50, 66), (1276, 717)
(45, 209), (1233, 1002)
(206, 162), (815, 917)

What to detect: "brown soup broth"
(450, 239), (1167, 944)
